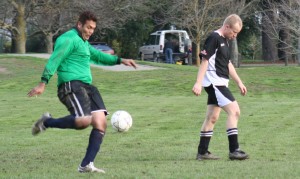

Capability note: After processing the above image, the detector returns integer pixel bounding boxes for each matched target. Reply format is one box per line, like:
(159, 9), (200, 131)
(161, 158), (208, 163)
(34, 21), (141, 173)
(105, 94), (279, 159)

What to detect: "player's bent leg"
(222, 101), (240, 129)
(75, 116), (92, 129)
(32, 114), (92, 135)
(201, 105), (221, 131)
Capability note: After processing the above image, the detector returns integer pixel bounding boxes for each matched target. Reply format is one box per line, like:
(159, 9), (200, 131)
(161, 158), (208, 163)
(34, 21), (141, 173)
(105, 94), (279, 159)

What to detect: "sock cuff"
(92, 128), (105, 136)
(227, 128), (238, 136)
(200, 130), (213, 137)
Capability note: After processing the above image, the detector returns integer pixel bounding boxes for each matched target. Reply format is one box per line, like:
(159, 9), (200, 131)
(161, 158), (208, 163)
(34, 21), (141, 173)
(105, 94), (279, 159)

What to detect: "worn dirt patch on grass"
(0, 66), (10, 74)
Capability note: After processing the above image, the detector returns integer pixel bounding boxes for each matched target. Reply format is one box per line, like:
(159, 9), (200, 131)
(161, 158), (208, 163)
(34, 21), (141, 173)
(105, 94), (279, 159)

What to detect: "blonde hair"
(223, 14), (243, 28)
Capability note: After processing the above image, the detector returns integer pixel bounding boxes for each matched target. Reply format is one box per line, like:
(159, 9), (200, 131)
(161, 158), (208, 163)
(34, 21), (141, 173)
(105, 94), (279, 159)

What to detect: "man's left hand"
(121, 59), (137, 69)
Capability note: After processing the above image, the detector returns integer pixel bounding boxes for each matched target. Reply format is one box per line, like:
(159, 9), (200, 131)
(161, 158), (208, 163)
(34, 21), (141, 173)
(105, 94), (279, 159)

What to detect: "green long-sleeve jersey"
(41, 28), (121, 86)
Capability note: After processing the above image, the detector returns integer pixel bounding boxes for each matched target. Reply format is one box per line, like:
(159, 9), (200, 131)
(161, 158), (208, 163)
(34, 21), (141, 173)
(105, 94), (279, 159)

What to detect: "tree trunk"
(194, 33), (201, 66)
(45, 33), (53, 53)
(278, 0), (291, 66)
(196, 42), (200, 66)
(261, 31), (277, 62)
(261, 0), (278, 61)
(12, 3), (26, 54)
(278, 28), (289, 66)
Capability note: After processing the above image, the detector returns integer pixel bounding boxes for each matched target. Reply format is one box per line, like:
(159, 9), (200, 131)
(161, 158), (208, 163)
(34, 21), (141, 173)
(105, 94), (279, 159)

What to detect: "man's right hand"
(27, 82), (46, 97)
(192, 82), (202, 96)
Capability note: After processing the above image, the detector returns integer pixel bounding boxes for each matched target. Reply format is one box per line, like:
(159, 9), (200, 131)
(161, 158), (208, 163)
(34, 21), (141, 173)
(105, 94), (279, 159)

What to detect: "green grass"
(0, 56), (299, 178)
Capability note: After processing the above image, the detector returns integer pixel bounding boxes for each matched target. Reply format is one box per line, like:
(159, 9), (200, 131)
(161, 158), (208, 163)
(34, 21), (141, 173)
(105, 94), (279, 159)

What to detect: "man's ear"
(77, 21), (82, 29)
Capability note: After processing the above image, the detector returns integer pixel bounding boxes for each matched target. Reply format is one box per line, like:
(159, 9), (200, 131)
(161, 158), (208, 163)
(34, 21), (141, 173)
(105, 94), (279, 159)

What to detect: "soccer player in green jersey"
(28, 11), (136, 173)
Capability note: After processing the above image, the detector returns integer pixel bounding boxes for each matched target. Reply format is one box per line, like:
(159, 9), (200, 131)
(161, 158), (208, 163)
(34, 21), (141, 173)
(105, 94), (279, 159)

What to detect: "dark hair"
(78, 11), (97, 25)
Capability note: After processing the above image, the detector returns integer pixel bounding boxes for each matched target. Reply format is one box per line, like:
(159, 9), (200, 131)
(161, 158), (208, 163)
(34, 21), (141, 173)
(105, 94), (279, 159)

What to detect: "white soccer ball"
(110, 110), (132, 132)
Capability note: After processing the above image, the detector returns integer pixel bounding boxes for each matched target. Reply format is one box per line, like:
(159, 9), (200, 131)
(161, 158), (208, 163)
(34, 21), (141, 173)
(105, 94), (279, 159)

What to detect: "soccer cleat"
(32, 112), (51, 136)
(196, 151), (220, 160)
(229, 149), (249, 160)
(78, 162), (105, 173)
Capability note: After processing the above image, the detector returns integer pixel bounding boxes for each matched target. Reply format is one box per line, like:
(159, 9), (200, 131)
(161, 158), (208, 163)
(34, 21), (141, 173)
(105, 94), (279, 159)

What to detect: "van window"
(146, 35), (159, 45)
(165, 33), (180, 52)
(165, 33), (178, 41)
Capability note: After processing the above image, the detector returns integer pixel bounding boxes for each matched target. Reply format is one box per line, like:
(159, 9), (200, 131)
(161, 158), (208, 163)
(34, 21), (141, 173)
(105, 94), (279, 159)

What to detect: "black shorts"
(57, 80), (107, 117)
(204, 84), (235, 107)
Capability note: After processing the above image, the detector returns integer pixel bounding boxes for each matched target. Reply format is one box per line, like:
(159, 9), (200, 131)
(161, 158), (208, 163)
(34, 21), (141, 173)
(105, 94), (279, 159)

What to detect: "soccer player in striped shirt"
(192, 14), (248, 160)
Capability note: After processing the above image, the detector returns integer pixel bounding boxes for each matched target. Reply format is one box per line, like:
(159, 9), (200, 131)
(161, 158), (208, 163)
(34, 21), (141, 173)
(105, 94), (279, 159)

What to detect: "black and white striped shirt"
(200, 31), (231, 87)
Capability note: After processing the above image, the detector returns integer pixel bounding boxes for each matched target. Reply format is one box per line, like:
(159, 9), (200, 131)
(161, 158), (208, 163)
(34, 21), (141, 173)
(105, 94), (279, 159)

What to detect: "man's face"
(77, 20), (96, 40)
(224, 23), (242, 40)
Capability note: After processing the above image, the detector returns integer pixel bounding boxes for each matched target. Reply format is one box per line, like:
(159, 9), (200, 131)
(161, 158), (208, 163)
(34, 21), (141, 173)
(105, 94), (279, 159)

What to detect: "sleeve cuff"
(41, 77), (48, 84)
(116, 57), (122, 64)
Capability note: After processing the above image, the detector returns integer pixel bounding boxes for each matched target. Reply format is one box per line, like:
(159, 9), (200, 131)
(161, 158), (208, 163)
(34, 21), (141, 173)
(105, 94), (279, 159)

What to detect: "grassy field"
(0, 56), (299, 179)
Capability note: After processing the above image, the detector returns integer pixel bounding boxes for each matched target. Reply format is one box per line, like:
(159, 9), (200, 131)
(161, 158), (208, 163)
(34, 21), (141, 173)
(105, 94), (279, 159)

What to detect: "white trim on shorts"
(213, 85), (233, 107)
(91, 109), (109, 115)
(71, 93), (85, 117)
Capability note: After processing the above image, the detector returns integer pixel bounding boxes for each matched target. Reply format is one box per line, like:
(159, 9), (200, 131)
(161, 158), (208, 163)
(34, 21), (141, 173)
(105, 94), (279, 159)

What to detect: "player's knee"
(229, 110), (240, 121)
(234, 110), (241, 118)
(75, 116), (92, 129)
(210, 117), (219, 124)
(207, 114), (219, 124)
(93, 120), (107, 132)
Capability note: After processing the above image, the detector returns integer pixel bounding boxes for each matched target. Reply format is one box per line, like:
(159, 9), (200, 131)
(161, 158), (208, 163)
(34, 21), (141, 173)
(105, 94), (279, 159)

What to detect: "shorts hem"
(91, 109), (109, 116)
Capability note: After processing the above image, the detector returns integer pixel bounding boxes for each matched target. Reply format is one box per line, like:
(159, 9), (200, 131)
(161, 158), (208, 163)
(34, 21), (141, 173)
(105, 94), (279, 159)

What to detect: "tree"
(0, 0), (146, 54)
(27, 0), (75, 53)
(258, 0), (300, 65)
(270, 0), (300, 65)
(0, 1), (13, 52)
(0, 0), (71, 54)
(162, 0), (259, 66)
(85, 0), (155, 58)
(259, 0), (279, 62)
(237, 15), (261, 61)
(0, 0), (30, 54)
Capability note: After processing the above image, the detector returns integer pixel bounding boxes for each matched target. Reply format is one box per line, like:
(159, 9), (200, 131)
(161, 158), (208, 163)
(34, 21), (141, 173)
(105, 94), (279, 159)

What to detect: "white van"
(139, 30), (191, 64)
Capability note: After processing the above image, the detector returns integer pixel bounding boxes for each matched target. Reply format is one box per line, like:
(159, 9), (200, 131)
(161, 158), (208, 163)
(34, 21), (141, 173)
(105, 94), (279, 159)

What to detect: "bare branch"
(0, 19), (19, 33)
